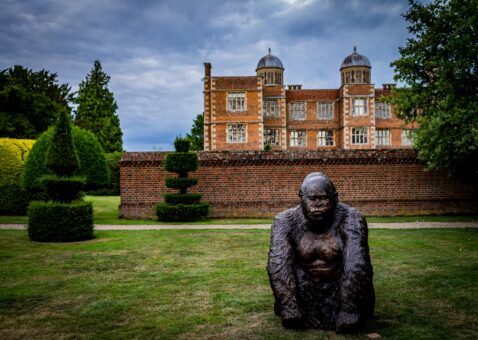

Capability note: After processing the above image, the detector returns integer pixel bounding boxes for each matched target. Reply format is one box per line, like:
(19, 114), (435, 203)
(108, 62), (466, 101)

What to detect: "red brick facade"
(119, 150), (478, 219)
(204, 49), (418, 151)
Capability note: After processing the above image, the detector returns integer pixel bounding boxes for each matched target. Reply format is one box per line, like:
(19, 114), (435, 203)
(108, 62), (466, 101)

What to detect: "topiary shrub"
(0, 138), (36, 215)
(164, 193), (202, 205)
(156, 137), (209, 221)
(28, 200), (93, 242)
(41, 175), (86, 203)
(22, 125), (109, 192)
(164, 178), (198, 194)
(156, 202), (209, 222)
(28, 111), (94, 242)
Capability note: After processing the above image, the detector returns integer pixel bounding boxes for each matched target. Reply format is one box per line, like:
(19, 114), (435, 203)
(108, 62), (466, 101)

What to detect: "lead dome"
(256, 48), (284, 71)
(340, 46), (371, 70)
(256, 48), (284, 86)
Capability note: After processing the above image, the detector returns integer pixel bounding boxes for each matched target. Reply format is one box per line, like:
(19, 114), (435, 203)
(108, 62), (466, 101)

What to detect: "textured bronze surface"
(267, 172), (375, 332)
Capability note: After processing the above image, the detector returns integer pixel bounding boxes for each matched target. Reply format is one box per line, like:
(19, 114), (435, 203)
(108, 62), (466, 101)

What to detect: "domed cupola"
(340, 46), (372, 85)
(256, 48), (284, 86)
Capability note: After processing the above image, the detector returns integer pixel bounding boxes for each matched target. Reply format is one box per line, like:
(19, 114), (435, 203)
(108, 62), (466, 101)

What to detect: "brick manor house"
(203, 47), (417, 151)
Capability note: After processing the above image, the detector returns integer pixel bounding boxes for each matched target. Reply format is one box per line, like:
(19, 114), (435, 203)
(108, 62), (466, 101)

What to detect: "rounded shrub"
(174, 138), (191, 153)
(41, 175), (85, 203)
(164, 153), (198, 177)
(0, 138), (36, 215)
(164, 193), (202, 205)
(28, 200), (94, 242)
(156, 202), (209, 222)
(165, 177), (198, 193)
(22, 126), (109, 191)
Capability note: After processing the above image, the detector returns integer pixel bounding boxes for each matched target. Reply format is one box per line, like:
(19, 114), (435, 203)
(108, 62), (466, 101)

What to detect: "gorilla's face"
(300, 177), (336, 222)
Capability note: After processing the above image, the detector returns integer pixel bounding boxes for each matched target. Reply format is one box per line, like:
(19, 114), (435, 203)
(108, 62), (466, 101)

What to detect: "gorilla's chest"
(297, 230), (343, 282)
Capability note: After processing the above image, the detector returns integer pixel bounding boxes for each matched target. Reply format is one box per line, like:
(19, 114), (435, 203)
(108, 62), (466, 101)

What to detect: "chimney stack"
(204, 62), (212, 77)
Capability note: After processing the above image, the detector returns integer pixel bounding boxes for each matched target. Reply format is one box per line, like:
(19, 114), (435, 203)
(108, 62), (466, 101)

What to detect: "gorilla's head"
(299, 172), (338, 223)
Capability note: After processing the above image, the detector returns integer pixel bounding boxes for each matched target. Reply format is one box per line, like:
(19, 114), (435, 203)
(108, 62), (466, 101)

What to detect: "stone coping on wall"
(121, 149), (421, 166)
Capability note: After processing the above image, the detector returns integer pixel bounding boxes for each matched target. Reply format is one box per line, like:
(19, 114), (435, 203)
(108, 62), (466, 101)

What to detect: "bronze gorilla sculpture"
(267, 172), (374, 333)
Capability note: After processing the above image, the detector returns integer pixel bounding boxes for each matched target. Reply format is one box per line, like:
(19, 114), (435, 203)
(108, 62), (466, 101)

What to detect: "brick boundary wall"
(119, 150), (478, 219)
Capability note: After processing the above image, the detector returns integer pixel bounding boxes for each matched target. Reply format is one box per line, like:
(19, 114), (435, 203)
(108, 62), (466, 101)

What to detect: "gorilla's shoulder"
(272, 206), (301, 230)
(336, 202), (367, 233)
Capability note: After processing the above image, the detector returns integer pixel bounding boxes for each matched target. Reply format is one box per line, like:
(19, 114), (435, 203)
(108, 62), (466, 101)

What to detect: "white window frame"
(376, 102), (391, 118)
(351, 127), (368, 145)
(263, 129), (280, 146)
(317, 129), (334, 146)
(317, 102), (334, 120)
(263, 99), (279, 117)
(375, 129), (391, 146)
(290, 130), (307, 147)
(227, 92), (246, 112)
(290, 102), (306, 121)
(227, 124), (247, 143)
(402, 129), (415, 146)
(352, 98), (368, 116)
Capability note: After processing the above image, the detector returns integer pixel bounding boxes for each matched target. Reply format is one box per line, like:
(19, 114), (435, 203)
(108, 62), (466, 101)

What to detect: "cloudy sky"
(0, 0), (412, 151)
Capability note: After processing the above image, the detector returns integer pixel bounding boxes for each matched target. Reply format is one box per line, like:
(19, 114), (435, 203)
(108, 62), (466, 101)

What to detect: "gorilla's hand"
(336, 310), (360, 333)
(281, 309), (305, 329)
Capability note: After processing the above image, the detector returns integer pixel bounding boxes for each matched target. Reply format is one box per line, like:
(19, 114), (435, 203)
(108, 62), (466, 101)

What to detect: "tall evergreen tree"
(186, 114), (204, 151)
(73, 60), (123, 152)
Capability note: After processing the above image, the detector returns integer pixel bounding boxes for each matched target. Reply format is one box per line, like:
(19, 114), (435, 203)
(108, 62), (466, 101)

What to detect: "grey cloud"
(1, 0), (411, 151)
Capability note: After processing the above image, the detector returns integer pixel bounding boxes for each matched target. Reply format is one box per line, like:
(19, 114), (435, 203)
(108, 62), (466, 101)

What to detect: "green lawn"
(0, 195), (477, 225)
(0, 228), (477, 339)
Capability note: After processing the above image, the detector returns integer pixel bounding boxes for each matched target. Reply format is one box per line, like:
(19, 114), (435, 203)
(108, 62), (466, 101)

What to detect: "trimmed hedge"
(0, 138), (35, 186)
(41, 175), (85, 203)
(165, 177), (198, 193)
(164, 193), (202, 205)
(164, 153), (198, 177)
(22, 126), (108, 191)
(156, 202), (209, 222)
(0, 138), (36, 215)
(0, 184), (44, 215)
(28, 200), (94, 242)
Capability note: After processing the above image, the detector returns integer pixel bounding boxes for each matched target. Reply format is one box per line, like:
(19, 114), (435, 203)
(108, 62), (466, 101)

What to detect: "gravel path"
(1, 222), (478, 230)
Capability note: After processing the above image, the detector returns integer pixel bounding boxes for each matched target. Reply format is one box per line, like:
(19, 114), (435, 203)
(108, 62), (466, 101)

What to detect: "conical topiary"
(156, 137), (209, 221)
(28, 111), (93, 242)
(45, 110), (80, 177)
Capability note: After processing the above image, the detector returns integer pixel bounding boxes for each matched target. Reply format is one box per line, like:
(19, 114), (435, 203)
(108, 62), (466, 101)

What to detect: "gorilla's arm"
(267, 212), (303, 327)
(336, 208), (374, 332)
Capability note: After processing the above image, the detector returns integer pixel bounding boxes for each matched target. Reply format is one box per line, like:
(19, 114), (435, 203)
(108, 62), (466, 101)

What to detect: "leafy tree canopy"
(73, 60), (123, 153)
(0, 65), (71, 139)
(186, 114), (204, 151)
(390, 0), (478, 175)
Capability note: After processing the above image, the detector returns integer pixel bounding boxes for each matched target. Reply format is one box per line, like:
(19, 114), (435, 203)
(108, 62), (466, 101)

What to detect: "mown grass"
(1, 196), (477, 225)
(0, 228), (477, 339)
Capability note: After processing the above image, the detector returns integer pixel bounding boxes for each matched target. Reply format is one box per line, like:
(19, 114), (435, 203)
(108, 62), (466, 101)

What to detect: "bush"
(41, 175), (85, 203)
(28, 200), (94, 242)
(45, 110), (80, 177)
(0, 138), (36, 215)
(106, 151), (123, 194)
(0, 138), (35, 186)
(164, 193), (202, 205)
(174, 138), (191, 153)
(156, 202), (209, 222)
(22, 126), (109, 191)
(164, 153), (198, 177)
(165, 177), (198, 193)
